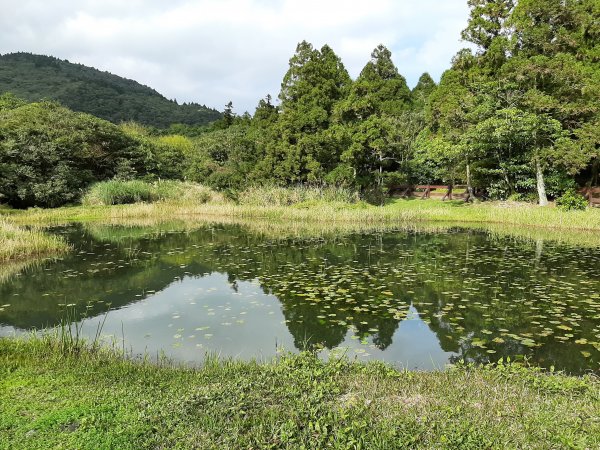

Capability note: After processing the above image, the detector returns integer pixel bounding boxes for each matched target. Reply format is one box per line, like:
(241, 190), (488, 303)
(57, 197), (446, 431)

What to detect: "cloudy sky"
(1, 0), (471, 112)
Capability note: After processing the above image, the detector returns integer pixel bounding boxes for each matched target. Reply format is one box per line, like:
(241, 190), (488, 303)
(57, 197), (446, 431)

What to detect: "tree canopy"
(1, 0), (598, 208)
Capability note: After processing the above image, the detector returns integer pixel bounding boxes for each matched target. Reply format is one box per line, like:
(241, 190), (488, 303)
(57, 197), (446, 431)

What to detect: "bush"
(362, 186), (387, 206)
(555, 189), (588, 211)
(82, 180), (225, 206)
(0, 101), (147, 208)
(507, 192), (538, 203)
(545, 172), (578, 198)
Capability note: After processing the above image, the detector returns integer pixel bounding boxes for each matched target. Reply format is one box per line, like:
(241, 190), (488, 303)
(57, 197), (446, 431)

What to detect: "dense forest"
(0, 53), (221, 128)
(0, 0), (598, 208)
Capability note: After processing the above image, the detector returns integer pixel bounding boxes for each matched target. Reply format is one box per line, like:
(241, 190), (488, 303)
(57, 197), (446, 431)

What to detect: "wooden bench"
(389, 185), (470, 201)
(580, 187), (600, 207)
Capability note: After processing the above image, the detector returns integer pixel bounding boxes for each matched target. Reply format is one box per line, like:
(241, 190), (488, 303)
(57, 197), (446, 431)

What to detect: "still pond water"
(1, 223), (599, 374)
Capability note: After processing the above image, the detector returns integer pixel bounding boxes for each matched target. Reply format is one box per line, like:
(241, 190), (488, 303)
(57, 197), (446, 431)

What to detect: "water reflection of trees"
(0, 223), (598, 373)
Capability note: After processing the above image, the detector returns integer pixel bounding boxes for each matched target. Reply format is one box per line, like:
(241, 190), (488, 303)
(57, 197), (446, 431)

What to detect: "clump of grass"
(82, 180), (226, 206)
(1, 337), (598, 449)
(239, 185), (360, 207)
(82, 180), (157, 205)
(0, 219), (69, 261)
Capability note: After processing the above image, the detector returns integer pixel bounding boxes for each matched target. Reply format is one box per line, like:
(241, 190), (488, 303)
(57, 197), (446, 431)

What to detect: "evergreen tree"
(218, 101), (236, 129)
(411, 73), (437, 111)
(503, 0), (598, 203)
(260, 41), (351, 183)
(461, 0), (515, 51)
(333, 45), (412, 189)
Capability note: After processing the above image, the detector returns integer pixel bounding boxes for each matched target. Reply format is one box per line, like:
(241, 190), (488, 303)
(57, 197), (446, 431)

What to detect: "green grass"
(0, 220), (69, 261)
(7, 196), (600, 240)
(6, 182), (600, 233)
(2, 183), (600, 257)
(0, 337), (598, 449)
(384, 198), (600, 231)
(240, 184), (361, 206)
(82, 180), (225, 206)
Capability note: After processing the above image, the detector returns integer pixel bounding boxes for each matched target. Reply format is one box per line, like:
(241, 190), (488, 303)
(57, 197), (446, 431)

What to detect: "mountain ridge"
(0, 52), (221, 128)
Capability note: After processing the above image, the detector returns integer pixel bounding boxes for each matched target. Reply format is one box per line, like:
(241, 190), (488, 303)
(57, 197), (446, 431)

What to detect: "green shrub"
(555, 189), (588, 211)
(507, 192), (538, 203)
(0, 102), (147, 208)
(362, 186), (387, 205)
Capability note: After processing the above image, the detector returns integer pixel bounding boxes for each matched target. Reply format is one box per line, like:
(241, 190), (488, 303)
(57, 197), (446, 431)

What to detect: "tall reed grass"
(82, 180), (226, 206)
(0, 219), (69, 260)
(239, 185), (361, 206)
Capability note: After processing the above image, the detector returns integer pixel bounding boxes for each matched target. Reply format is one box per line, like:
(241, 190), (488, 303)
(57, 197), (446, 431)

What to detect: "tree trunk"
(465, 160), (474, 203)
(535, 159), (548, 206)
(502, 169), (513, 196)
(535, 238), (544, 266)
(590, 158), (599, 187)
(497, 146), (513, 196)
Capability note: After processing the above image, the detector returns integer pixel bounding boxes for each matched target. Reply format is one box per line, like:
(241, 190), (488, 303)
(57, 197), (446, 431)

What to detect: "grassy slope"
(0, 338), (598, 450)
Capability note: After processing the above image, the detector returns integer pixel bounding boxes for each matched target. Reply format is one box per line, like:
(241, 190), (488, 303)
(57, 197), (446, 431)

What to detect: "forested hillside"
(1, 0), (598, 209)
(0, 53), (221, 128)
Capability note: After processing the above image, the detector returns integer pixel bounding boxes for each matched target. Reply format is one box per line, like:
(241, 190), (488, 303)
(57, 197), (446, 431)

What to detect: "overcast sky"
(1, 0), (471, 113)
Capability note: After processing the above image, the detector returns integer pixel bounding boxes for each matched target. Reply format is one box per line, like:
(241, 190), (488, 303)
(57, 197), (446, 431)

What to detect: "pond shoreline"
(7, 199), (600, 230)
(2, 199), (599, 262)
(1, 337), (598, 448)
(0, 219), (70, 261)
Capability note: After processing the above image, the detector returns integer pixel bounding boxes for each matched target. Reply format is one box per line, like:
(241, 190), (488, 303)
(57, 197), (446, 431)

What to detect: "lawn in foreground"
(0, 338), (598, 449)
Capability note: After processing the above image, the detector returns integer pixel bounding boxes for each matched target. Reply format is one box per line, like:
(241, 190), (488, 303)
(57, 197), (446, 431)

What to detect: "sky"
(0, 0), (471, 113)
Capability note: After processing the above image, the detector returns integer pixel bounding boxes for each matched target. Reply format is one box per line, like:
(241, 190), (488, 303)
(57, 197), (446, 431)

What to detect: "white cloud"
(0, 0), (471, 112)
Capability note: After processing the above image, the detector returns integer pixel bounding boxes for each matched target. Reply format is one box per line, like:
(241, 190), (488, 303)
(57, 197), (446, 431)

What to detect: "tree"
(472, 108), (563, 204)
(333, 45), (412, 189)
(426, 59), (481, 201)
(412, 130), (463, 186)
(461, 0), (515, 52)
(0, 101), (145, 207)
(185, 125), (257, 191)
(212, 101), (236, 130)
(260, 41), (351, 183)
(411, 73), (437, 111)
(503, 0), (599, 199)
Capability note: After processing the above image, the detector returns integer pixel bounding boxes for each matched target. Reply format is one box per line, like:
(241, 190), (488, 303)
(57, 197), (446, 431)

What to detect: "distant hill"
(0, 52), (221, 128)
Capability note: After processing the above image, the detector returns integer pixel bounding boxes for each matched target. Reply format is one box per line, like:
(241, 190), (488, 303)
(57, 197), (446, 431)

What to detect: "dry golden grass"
(0, 219), (70, 261)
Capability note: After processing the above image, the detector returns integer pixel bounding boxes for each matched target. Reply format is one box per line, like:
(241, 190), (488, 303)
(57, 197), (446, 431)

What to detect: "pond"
(1, 223), (599, 374)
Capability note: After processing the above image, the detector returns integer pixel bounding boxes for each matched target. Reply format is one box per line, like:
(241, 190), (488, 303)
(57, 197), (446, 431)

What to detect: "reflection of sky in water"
(1, 224), (598, 374)
(324, 305), (455, 370)
(0, 272), (454, 369)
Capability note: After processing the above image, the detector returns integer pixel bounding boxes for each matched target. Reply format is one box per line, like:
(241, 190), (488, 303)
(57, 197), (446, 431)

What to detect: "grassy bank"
(4, 182), (599, 232)
(2, 182), (600, 260)
(7, 197), (600, 231)
(0, 220), (69, 261)
(0, 337), (598, 449)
